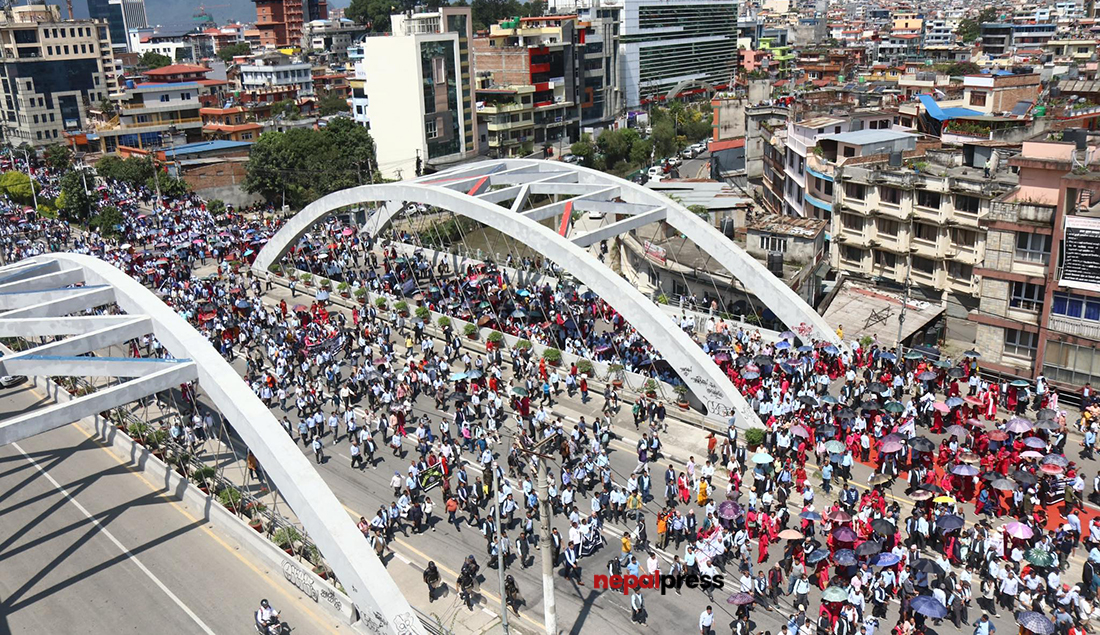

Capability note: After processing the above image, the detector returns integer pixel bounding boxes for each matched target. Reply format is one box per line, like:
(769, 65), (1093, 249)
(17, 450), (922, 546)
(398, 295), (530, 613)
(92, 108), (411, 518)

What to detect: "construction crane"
(193, 2), (229, 24)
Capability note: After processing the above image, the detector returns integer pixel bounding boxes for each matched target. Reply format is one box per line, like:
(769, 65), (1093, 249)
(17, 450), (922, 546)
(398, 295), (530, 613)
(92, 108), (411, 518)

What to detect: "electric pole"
(514, 433), (560, 635)
(21, 148), (38, 213)
(491, 461), (510, 635)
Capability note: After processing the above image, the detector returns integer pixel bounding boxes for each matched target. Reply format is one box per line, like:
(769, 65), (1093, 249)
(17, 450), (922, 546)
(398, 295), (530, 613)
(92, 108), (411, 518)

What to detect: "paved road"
(0, 381), (343, 635)
(190, 273), (1090, 635)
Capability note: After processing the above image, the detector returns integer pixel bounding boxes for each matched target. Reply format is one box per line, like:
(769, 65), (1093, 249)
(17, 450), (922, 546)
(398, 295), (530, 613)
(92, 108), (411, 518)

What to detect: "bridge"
(255, 159), (839, 426)
(0, 254), (425, 635)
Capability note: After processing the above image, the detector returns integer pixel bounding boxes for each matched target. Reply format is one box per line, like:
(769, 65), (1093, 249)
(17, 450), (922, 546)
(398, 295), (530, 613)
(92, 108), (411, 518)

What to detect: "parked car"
(664, 156), (682, 167)
(562, 154), (582, 165)
(690, 142), (707, 155)
(681, 147), (697, 159)
(1, 375), (27, 388)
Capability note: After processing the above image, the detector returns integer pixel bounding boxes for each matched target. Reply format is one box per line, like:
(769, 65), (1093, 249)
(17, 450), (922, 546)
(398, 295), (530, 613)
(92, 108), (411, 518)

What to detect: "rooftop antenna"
(66, 0), (74, 20)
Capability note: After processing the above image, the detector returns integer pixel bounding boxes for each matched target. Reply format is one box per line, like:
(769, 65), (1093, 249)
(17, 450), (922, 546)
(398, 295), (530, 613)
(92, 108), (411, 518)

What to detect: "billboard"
(1061, 216), (1100, 293)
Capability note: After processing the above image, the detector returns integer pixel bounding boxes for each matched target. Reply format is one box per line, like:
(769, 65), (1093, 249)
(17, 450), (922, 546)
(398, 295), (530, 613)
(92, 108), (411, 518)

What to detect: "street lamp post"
(21, 148), (38, 213)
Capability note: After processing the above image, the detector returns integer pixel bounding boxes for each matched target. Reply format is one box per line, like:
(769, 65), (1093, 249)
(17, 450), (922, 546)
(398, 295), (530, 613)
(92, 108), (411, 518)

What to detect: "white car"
(588, 211), (605, 221)
(664, 156), (682, 167)
(681, 147), (697, 159)
(691, 142), (707, 154)
(1, 375), (27, 388)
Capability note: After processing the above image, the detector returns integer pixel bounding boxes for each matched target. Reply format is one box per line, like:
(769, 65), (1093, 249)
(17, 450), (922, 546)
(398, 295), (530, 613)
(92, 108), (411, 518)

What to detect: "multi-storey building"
(619, 0), (739, 107)
(361, 7), (478, 178)
(970, 134), (1100, 389)
(783, 116), (851, 219)
(577, 5), (619, 129)
(760, 123), (787, 215)
(128, 28), (192, 61)
(301, 17), (366, 62)
(87, 0), (143, 51)
(0, 4), (117, 146)
(922, 18), (954, 47)
(239, 52), (314, 99)
(93, 63), (226, 152)
(980, 23), (1056, 57)
(473, 15), (582, 157)
(252, 0), (327, 49)
(832, 141), (1019, 334)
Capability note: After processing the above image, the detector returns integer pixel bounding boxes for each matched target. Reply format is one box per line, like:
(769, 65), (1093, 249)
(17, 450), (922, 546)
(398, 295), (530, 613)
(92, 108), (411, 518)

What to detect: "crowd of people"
(5, 151), (1100, 635)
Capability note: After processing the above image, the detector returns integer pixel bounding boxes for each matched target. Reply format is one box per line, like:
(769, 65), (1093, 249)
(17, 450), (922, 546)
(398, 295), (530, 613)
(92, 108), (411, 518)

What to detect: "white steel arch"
(255, 182), (760, 425)
(0, 254), (425, 635)
(319, 159), (839, 348)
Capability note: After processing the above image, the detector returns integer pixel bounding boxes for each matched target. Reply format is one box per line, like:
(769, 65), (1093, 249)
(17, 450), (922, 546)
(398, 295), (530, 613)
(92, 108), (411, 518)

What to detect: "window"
(916, 190), (941, 208)
(841, 246), (864, 262)
(969, 91), (987, 106)
(1052, 292), (1100, 321)
(841, 213), (864, 232)
(432, 56), (446, 84)
(160, 94), (170, 102)
(1009, 281), (1044, 311)
(759, 235), (788, 252)
(912, 255), (936, 274)
(181, 92), (192, 100)
(877, 218), (899, 236)
(954, 194), (980, 213)
(425, 118), (438, 139)
(1045, 340), (1100, 386)
(880, 185), (901, 205)
(947, 261), (973, 280)
(1003, 328), (1037, 359)
(843, 146), (856, 157)
(1015, 232), (1051, 263)
(914, 223), (938, 242)
(951, 228), (976, 248)
(873, 250), (897, 269)
(845, 182), (866, 200)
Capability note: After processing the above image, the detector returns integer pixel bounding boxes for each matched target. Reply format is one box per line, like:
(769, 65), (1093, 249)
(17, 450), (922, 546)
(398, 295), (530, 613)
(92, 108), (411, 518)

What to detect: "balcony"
(910, 238), (940, 259)
(107, 117), (203, 131)
(1048, 314), (1100, 340)
(477, 102), (527, 114)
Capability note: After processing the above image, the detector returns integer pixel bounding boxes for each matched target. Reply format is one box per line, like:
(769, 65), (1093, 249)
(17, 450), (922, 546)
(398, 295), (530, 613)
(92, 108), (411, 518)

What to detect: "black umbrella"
(836, 408), (856, 419)
(948, 367), (966, 379)
(868, 382), (887, 393)
(817, 424), (837, 437)
(911, 558), (944, 575)
(937, 515), (965, 532)
(871, 519), (895, 536)
(1037, 408), (1057, 421)
(907, 437), (935, 453)
(1013, 470), (1038, 486)
(855, 541), (882, 557)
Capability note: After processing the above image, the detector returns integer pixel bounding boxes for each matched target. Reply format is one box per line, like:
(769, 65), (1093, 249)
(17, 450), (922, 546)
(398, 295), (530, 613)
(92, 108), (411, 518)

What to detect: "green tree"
(347, 0), (400, 32)
(44, 143), (72, 171)
(59, 170), (94, 222)
(978, 7), (998, 23)
(139, 51), (173, 69)
(244, 117), (378, 209)
(0, 171), (36, 205)
(652, 120), (678, 159)
(956, 18), (980, 43)
(149, 174), (189, 198)
(944, 60), (980, 76)
(207, 199), (227, 216)
(217, 42), (251, 63)
(89, 205), (124, 237)
(98, 97), (117, 116)
(318, 91), (350, 116)
(629, 138), (653, 167)
(570, 133), (596, 167)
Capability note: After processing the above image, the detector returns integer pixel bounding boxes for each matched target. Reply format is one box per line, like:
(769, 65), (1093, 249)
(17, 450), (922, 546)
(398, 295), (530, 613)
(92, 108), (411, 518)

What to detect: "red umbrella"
(988, 430), (1009, 441)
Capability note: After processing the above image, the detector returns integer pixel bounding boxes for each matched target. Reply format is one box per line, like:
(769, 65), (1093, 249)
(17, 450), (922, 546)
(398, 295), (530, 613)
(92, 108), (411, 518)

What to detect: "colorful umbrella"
(1017, 611), (1054, 635)
(1004, 522), (1034, 539)
(910, 596), (947, 619)
(1024, 548), (1056, 568)
(779, 529), (804, 540)
(726, 592), (755, 605)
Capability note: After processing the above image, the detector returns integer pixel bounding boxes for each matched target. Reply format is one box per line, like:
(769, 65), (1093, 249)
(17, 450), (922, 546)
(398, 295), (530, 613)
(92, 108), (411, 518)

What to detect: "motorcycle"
(255, 617), (291, 635)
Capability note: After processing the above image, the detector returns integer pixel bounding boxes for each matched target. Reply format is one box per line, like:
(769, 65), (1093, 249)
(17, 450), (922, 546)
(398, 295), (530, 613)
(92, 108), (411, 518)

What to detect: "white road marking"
(13, 442), (217, 635)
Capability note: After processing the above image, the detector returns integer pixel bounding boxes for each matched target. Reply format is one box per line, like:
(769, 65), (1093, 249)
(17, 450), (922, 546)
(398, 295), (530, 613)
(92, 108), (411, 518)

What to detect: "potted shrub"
(515, 339), (533, 352)
(191, 466), (216, 494)
(744, 427), (766, 452)
(415, 306), (431, 321)
(300, 273), (313, 287)
(487, 330), (504, 350)
(643, 378), (659, 397)
(394, 300), (409, 316)
(463, 323), (478, 339)
(218, 487), (242, 513)
(273, 527), (301, 555)
(173, 452), (192, 477)
(269, 264), (282, 276)
(608, 363), (625, 388)
(319, 278), (331, 290)
(354, 287), (367, 304)
(127, 421), (150, 445)
(248, 516), (264, 533)
(542, 348), (562, 366)
(656, 293), (669, 305)
(674, 384), (690, 409)
(337, 281), (350, 298)
(577, 360), (594, 377)
(374, 296), (387, 310)
(437, 316), (451, 329)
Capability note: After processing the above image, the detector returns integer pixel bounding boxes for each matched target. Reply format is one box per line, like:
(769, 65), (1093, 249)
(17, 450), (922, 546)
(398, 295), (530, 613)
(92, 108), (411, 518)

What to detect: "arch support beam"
(255, 184), (758, 425)
(16, 254), (427, 635)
